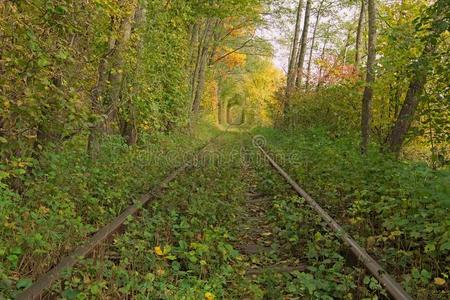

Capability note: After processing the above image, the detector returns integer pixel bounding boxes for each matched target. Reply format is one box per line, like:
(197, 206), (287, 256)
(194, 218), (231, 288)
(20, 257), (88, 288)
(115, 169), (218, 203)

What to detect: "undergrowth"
(0, 123), (219, 298)
(46, 133), (259, 299)
(2, 125), (448, 299)
(253, 126), (450, 299)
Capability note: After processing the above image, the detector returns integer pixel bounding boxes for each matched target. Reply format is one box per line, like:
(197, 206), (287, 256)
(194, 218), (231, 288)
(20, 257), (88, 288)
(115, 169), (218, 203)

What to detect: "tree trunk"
(306, 0), (324, 91)
(209, 20), (223, 63)
(120, 4), (146, 146)
(220, 97), (229, 126)
(342, 28), (352, 64)
(360, 0), (376, 155)
(387, 68), (427, 154)
(286, 0), (304, 96)
(227, 104), (232, 124)
(88, 1), (137, 158)
(355, 0), (366, 69)
(189, 23), (201, 101)
(189, 23), (199, 65)
(191, 19), (215, 114)
(120, 99), (138, 146)
(295, 0), (311, 88)
(105, 2), (136, 132)
(192, 47), (209, 113)
(216, 78), (224, 125)
(316, 34), (328, 90)
(88, 53), (111, 159)
(393, 86), (401, 118)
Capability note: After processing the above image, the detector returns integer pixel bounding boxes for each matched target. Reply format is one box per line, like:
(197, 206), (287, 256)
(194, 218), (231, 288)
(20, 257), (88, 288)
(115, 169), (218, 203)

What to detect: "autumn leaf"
(434, 277), (446, 286)
(224, 52), (246, 68)
(204, 292), (215, 300)
(154, 246), (163, 256)
(38, 206), (50, 215)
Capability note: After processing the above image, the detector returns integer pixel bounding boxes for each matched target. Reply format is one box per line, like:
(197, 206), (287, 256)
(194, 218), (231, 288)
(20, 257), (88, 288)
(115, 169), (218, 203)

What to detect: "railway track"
(17, 134), (413, 300)
(16, 133), (226, 300)
(253, 137), (412, 300)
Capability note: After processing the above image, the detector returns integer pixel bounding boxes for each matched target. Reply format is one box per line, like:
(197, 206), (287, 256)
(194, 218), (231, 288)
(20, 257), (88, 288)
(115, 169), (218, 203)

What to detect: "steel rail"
(17, 135), (223, 300)
(257, 145), (413, 300)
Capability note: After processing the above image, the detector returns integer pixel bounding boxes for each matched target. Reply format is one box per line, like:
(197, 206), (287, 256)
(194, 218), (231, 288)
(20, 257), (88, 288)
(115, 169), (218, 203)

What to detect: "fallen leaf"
(154, 246), (163, 256)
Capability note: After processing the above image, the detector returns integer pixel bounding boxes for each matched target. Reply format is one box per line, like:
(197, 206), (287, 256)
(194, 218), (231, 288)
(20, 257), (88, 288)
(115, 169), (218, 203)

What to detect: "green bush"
(282, 83), (362, 134)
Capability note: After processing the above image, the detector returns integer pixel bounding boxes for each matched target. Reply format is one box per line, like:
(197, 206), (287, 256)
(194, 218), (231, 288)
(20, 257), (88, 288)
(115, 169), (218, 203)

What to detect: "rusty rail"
(17, 136), (221, 300)
(256, 145), (413, 300)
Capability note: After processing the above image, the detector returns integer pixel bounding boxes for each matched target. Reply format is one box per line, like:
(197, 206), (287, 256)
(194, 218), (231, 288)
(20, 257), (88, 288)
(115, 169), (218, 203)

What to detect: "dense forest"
(1, 0), (449, 299)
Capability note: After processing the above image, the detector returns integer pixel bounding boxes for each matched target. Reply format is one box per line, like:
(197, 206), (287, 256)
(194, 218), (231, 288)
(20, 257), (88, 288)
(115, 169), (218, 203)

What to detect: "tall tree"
(316, 31), (329, 90)
(360, 0), (377, 155)
(286, 0), (304, 96)
(120, 4), (147, 146)
(387, 62), (428, 154)
(306, 0), (325, 91)
(342, 27), (352, 64)
(191, 19), (216, 114)
(88, 34), (117, 159)
(387, 0), (448, 154)
(355, 0), (366, 69)
(88, 1), (138, 158)
(105, 1), (137, 132)
(295, 0), (312, 88)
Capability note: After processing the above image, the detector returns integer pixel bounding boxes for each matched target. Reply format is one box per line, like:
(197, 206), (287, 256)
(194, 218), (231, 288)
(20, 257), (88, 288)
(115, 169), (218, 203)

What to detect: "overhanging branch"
(210, 34), (256, 65)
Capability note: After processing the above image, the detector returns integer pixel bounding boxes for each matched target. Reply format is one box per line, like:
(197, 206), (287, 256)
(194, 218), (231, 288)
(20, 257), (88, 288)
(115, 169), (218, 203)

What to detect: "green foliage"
(254, 126), (450, 298)
(1, 0), (448, 299)
(0, 0), (205, 160)
(0, 0), (105, 156)
(189, 0), (263, 19)
(281, 0), (449, 162)
(268, 196), (358, 299)
(124, 0), (194, 132)
(0, 125), (217, 299)
(281, 83), (362, 134)
(41, 134), (255, 299)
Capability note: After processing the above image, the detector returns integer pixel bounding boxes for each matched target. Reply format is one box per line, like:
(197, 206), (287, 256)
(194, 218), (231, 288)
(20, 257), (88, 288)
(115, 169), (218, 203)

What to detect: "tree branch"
(210, 34), (256, 65)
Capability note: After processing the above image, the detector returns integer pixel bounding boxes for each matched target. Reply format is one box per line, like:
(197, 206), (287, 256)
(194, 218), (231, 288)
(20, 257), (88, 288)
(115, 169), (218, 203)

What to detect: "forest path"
(154, 132), (311, 298)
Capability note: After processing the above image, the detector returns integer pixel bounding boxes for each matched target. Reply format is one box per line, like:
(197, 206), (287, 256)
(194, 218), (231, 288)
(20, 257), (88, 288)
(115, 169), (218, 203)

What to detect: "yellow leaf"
(434, 277), (446, 286)
(204, 292), (215, 300)
(154, 246), (163, 256)
(156, 268), (165, 276)
(83, 275), (91, 284)
(39, 205), (49, 214)
(18, 162), (27, 168)
(3, 222), (16, 229)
